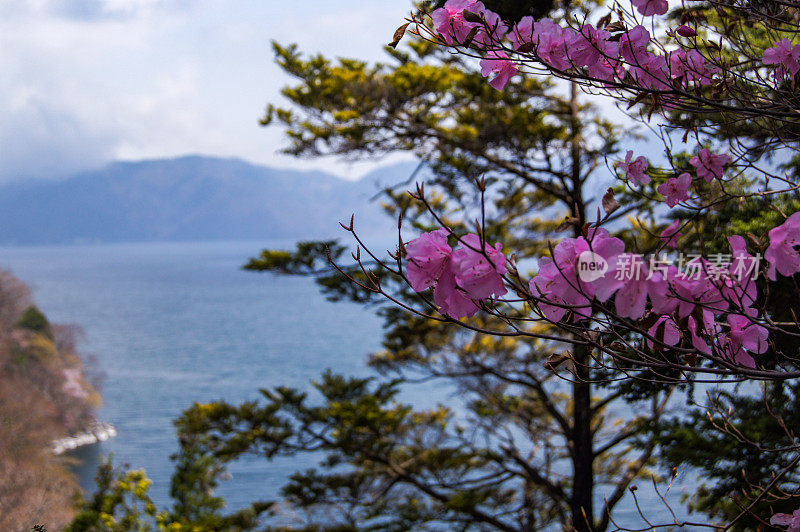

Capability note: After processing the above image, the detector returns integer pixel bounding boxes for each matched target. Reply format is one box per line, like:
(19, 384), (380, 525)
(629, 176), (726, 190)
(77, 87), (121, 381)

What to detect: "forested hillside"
(0, 270), (99, 530)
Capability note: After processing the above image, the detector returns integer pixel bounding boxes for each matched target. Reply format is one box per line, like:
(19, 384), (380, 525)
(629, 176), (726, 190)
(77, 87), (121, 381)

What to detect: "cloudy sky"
(0, 0), (412, 182)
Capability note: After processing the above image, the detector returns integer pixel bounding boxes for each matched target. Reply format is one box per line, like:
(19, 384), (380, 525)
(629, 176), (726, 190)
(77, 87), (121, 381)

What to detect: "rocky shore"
(52, 421), (117, 456)
(0, 269), (102, 530)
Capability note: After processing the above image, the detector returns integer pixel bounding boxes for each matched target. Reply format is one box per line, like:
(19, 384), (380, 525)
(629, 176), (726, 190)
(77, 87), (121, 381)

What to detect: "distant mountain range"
(0, 156), (419, 245)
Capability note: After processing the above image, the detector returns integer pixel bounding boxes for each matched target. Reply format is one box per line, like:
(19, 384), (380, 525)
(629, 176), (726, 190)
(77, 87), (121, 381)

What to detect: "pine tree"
(217, 3), (679, 529)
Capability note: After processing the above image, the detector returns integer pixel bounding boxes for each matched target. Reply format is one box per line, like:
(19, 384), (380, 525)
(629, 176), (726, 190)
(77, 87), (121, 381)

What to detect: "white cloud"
(0, 0), (196, 20)
(0, 0), (413, 182)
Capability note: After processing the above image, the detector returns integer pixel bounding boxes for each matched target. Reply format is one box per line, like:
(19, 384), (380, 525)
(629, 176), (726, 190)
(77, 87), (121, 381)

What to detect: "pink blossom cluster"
(430, 1), (519, 88)
(763, 38), (800, 79)
(431, 1), (506, 47)
(405, 210), (800, 367)
(624, 33), (718, 91)
(657, 173), (692, 208)
(528, 229), (768, 367)
(529, 228), (624, 322)
(433, 1), (790, 100)
(424, 1), (800, 371)
(617, 150), (650, 186)
(766, 211), (800, 280)
(617, 147), (730, 208)
(432, 1), (721, 91)
(480, 51), (519, 90)
(669, 49), (718, 86)
(631, 0), (668, 16)
(772, 509), (800, 532)
(690, 148), (732, 182)
(405, 229), (507, 319)
(517, 18), (717, 90)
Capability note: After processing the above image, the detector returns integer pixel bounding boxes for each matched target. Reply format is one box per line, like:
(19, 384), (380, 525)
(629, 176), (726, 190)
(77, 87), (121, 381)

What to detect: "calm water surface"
(1, 240), (385, 509)
(0, 240), (698, 528)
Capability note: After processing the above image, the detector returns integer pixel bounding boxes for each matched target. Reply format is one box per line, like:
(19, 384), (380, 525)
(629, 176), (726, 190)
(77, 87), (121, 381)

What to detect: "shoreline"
(52, 421), (117, 456)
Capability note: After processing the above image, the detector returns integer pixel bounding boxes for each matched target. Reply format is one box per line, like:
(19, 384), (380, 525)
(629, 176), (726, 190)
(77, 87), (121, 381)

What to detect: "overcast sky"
(0, 0), (413, 182)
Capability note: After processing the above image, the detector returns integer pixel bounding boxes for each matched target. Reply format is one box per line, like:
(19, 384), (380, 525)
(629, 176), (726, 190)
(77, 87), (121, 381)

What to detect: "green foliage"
(172, 372), (552, 530)
(244, 241), (346, 274)
(639, 189), (800, 525)
(655, 2), (800, 148)
(248, 15), (676, 531)
(66, 449), (272, 532)
(66, 459), (161, 532)
(653, 382), (800, 530)
(167, 408), (273, 530)
(17, 305), (52, 339)
(261, 39), (622, 241)
(75, 3), (755, 530)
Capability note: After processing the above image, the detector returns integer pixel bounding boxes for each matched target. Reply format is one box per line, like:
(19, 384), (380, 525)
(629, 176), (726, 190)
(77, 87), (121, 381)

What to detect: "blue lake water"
(1, 240), (385, 510)
(0, 240), (700, 528)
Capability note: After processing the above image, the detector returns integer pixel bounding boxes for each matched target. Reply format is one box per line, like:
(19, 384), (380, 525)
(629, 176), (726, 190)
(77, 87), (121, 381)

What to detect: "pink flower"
(763, 38), (800, 78)
(671, 267), (728, 318)
(629, 52), (672, 90)
(568, 25), (619, 71)
(617, 150), (650, 185)
(669, 49), (718, 86)
(613, 258), (651, 319)
(588, 57), (625, 82)
(620, 25), (651, 65)
(405, 228), (453, 291)
(406, 229), (506, 319)
(690, 50), (719, 84)
(646, 315), (682, 349)
(689, 148), (731, 182)
(721, 235), (759, 313)
(533, 20), (574, 70)
(586, 240), (628, 300)
(566, 24), (624, 82)
(647, 306), (721, 360)
(687, 311), (716, 355)
(600, 256), (676, 320)
(530, 228), (624, 322)
(472, 8), (508, 47)
(432, 0), (485, 45)
(480, 50), (519, 90)
(631, 0), (669, 16)
(510, 16), (534, 49)
(434, 267), (480, 319)
(765, 211), (800, 280)
(511, 18), (570, 69)
(660, 220), (682, 248)
(648, 267), (680, 315)
(728, 314), (769, 355)
(530, 257), (589, 322)
(657, 173), (692, 208)
(771, 509), (800, 532)
(451, 234), (507, 300)
(715, 331), (755, 368)
(676, 25), (696, 37)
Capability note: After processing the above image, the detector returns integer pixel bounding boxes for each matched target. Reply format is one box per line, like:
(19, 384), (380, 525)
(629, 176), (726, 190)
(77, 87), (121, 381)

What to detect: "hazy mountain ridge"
(0, 156), (417, 245)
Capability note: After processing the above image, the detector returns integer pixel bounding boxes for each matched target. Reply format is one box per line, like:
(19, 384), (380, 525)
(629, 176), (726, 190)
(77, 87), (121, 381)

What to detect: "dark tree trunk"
(571, 343), (595, 531)
(569, 81), (595, 532)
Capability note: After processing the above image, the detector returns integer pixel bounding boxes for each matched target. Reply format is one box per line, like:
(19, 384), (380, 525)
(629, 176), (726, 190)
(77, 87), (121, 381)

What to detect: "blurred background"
(0, 0), (416, 525)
